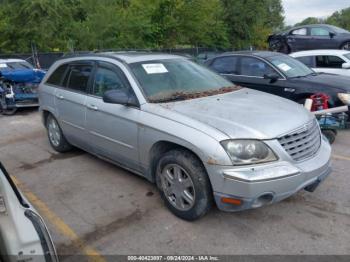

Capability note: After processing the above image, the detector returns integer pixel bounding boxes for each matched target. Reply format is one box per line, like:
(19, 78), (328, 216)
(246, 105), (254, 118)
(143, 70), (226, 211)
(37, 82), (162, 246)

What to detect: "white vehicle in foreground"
(0, 162), (58, 262)
(290, 49), (350, 76)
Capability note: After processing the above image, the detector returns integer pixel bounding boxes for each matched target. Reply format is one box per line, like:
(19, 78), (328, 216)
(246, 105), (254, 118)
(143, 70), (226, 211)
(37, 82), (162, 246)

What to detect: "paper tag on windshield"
(0, 64), (7, 68)
(277, 63), (291, 72)
(142, 64), (168, 74)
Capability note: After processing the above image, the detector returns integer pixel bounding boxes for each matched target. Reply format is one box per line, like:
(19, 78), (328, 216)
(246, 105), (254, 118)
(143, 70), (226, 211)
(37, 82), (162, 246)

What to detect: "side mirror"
(102, 89), (139, 107)
(263, 73), (279, 83)
(329, 32), (336, 38)
(342, 62), (350, 69)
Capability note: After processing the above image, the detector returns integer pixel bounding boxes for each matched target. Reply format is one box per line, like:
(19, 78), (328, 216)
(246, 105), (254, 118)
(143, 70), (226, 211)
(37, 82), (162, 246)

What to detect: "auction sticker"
(277, 63), (291, 72)
(142, 63), (168, 74)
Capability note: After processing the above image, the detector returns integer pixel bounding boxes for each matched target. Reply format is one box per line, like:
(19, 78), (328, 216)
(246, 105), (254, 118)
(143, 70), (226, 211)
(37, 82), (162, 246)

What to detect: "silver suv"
(39, 53), (332, 221)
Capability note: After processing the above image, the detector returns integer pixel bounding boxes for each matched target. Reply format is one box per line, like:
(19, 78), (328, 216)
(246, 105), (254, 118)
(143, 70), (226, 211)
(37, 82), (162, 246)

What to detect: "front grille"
(278, 119), (321, 161)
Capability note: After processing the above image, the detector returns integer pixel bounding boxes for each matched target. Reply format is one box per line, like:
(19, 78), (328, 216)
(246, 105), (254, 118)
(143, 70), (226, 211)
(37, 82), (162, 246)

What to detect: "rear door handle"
(56, 94), (64, 100)
(284, 88), (295, 93)
(87, 104), (98, 111)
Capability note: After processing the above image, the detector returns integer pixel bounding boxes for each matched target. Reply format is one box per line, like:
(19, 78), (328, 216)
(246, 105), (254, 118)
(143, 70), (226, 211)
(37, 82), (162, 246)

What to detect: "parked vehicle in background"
(0, 59), (45, 115)
(290, 49), (350, 77)
(196, 51), (223, 64)
(205, 51), (350, 110)
(39, 52), (331, 221)
(0, 162), (58, 262)
(268, 24), (350, 54)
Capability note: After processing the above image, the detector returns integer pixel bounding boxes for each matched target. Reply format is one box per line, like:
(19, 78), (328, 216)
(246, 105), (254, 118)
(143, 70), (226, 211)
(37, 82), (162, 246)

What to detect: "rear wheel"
(46, 114), (72, 152)
(341, 41), (350, 50)
(156, 149), (213, 221)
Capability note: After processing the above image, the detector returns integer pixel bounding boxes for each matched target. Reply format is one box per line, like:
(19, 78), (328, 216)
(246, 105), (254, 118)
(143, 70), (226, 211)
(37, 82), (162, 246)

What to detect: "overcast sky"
(282, 0), (350, 25)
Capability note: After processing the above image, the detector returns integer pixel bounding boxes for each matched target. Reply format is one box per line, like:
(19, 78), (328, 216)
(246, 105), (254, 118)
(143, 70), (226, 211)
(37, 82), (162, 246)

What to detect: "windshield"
(0, 61), (34, 70)
(129, 59), (237, 102)
(267, 55), (314, 78)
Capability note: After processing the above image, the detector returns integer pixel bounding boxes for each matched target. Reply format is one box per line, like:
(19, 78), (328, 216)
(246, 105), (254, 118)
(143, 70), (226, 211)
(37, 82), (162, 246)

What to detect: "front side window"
(310, 27), (330, 36)
(46, 64), (68, 86)
(291, 28), (307, 36)
(295, 56), (315, 67)
(267, 55), (314, 78)
(65, 64), (93, 93)
(240, 57), (276, 77)
(129, 59), (235, 102)
(316, 55), (345, 68)
(210, 56), (239, 74)
(93, 63), (129, 97)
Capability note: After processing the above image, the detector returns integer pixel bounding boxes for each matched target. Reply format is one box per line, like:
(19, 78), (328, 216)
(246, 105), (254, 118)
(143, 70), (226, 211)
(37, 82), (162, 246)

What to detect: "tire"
(340, 41), (350, 50)
(278, 43), (290, 54)
(156, 149), (213, 221)
(322, 129), (336, 144)
(46, 114), (72, 152)
(1, 108), (17, 115)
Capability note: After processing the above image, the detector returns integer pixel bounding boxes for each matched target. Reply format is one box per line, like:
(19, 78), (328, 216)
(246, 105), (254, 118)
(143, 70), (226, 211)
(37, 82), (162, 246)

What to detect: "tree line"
(0, 0), (349, 54)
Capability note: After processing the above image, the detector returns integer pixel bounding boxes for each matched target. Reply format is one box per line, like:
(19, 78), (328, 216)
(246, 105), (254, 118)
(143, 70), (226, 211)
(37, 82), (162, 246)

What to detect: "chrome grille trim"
(278, 119), (321, 161)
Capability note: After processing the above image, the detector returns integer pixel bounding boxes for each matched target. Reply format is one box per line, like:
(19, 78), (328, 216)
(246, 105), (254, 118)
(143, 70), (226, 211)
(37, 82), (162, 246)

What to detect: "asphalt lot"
(0, 109), (350, 259)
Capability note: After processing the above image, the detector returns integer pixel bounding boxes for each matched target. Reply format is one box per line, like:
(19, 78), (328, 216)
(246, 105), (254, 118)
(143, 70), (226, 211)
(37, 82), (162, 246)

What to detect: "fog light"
(221, 197), (242, 206)
(252, 194), (273, 208)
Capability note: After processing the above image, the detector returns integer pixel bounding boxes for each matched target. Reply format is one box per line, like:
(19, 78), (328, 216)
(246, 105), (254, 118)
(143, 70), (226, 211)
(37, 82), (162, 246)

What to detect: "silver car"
(0, 162), (58, 262)
(39, 53), (332, 221)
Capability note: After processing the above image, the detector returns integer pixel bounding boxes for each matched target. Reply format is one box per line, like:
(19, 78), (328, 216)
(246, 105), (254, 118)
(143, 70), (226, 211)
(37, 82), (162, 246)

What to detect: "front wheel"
(341, 41), (350, 50)
(46, 114), (72, 152)
(156, 149), (213, 221)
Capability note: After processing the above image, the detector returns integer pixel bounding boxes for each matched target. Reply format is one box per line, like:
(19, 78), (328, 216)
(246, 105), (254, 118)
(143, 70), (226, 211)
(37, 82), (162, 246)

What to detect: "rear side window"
(240, 57), (275, 77)
(210, 56), (239, 74)
(64, 64), (93, 93)
(46, 64), (68, 86)
(295, 56), (314, 67)
(316, 56), (345, 68)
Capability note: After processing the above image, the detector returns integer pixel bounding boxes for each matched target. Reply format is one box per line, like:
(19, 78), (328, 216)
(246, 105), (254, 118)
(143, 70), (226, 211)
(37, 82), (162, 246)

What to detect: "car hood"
(145, 88), (313, 140)
(291, 73), (350, 92)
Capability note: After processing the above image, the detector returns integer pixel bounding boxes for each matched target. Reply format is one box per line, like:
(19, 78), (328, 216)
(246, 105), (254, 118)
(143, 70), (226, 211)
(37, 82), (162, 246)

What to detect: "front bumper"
(206, 136), (332, 212)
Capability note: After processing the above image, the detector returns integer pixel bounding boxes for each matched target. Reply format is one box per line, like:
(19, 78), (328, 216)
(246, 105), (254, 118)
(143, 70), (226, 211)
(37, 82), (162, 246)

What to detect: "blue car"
(0, 59), (46, 115)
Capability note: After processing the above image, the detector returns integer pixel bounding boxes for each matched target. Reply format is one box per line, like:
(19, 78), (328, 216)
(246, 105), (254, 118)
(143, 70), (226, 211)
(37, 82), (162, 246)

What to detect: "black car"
(268, 24), (350, 54)
(205, 51), (350, 109)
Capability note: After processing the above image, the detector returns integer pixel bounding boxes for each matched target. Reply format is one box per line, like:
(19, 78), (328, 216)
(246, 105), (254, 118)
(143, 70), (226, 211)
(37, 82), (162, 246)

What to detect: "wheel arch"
(147, 140), (207, 183)
(339, 39), (350, 49)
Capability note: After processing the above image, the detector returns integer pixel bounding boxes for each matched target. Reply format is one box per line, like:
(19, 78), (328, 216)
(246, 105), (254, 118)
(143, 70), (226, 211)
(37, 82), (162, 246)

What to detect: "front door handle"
(87, 104), (98, 111)
(56, 94), (64, 100)
(284, 88), (295, 93)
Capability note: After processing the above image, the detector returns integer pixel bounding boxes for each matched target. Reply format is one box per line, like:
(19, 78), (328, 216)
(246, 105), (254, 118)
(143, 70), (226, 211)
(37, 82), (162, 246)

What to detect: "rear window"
(46, 64), (68, 86)
(65, 64), (93, 93)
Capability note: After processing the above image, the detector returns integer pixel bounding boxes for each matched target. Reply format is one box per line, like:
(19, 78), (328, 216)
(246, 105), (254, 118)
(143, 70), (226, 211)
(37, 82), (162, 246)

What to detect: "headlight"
(221, 140), (278, 165)
(338, 93), (350, 105)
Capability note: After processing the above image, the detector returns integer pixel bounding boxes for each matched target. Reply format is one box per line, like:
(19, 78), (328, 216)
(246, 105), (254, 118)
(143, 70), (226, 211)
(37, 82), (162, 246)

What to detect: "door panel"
(85, 97), (141, 170)
(85, 62), (141, 171)
(55, 62), (93, 148)
(309, 27), (335, 49)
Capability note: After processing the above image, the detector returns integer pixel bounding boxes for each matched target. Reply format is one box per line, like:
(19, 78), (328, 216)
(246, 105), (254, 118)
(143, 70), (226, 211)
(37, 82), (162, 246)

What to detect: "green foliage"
(0, 0), (285, 53)
(326, 7), (350, 31)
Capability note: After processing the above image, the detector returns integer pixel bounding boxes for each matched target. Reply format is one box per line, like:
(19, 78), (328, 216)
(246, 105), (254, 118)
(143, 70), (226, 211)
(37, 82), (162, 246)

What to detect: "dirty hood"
(155, 88), (313, 139)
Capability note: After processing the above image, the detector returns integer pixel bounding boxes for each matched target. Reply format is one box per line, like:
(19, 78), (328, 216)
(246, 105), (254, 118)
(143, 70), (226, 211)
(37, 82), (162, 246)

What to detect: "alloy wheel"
(160, 164), (196, 211)
(48, 117), (61, 147)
